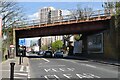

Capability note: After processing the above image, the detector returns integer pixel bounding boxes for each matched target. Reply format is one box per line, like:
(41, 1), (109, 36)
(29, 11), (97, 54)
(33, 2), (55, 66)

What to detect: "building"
(39, 7), (62, 23)
(50, 10), (62, 23)
(39, 7), (63, 49)
(41, 36), (63, 48)
(39, 7), (55, 23)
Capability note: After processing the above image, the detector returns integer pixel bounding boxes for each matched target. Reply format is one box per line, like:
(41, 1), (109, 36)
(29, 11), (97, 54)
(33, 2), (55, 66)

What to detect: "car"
(54, 51), (63, 58)
(43, 50), (53, 58)
(37, 51), (44, 55)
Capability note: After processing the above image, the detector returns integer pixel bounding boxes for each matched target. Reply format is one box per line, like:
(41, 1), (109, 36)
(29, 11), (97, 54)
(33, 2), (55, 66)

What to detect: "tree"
(41, 45), (48, 51)
(68, 4), (93, 20)
(52, 40), (63, 51)
(0, 0), (25, 59)
(0, 0), (25, 29)
(74, 34), (82, 41)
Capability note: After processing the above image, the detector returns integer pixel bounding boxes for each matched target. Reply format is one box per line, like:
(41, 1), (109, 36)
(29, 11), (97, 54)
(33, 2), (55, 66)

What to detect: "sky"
(18, 2), (104, 19)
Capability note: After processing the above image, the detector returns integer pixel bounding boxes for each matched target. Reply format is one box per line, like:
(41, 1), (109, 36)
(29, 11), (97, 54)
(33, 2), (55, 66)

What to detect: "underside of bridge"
(15, 19), (110, 56)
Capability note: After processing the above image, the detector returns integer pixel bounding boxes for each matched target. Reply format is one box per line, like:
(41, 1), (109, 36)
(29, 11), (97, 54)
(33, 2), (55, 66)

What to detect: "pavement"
(64, 55), (120, 66)
(1, 57), (29, 80)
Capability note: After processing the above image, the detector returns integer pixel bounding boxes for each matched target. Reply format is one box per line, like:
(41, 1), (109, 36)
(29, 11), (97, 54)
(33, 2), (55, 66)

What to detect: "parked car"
(37, 51), (44, 55)
(43, 50), (53, 58)
(54, 51), (63, 58)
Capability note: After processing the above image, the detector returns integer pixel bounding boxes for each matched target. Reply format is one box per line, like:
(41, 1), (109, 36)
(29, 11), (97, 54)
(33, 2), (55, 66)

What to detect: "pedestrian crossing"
(14, 66), (29, 79)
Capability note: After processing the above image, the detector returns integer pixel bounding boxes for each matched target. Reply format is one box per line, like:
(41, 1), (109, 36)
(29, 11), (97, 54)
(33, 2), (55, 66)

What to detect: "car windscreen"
(46, 51), (52, 54)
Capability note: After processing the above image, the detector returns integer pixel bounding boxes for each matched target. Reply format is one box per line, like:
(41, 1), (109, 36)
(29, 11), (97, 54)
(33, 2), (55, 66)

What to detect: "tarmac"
(64, 55), (120, 66)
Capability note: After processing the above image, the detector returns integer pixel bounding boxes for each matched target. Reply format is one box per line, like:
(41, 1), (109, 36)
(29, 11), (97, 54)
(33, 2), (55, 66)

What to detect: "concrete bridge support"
(82, 34), (88, 55)
(103, 16), (119, 60)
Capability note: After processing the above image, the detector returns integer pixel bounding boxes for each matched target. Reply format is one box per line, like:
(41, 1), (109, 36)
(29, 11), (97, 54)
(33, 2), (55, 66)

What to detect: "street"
(28, 57), (119, 80)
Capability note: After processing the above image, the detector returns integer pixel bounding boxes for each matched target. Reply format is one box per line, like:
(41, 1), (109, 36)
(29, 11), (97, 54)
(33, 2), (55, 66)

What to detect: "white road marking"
(81, 64), (97, 68)
(39, 65), (65, 67)
(59, 68), (65, 71)
(44, 69), (51, 72)
(44, 68), (75, 72)
(76, 73), (100, 78)
(67, 68), (75, 71)
(87, 73), (100, 78)
(14, 73), (28, 76)
(44, 75), (59, 80)
(63, 74), (72, 79)
(76, 74), (83, 78)
(26, 66), (30, 78)
(62, 59), (97, 68)
(54, 75), (59, 79)
(26, 66), (29, 72)
(42, 58), (50, 62)
(52, 68), (57, 72)
(20, 66), (24, 72)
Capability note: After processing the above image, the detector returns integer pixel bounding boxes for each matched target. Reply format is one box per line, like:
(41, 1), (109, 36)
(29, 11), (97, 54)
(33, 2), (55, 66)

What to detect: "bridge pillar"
(82, 34), (88, 55)
(15, 36), (19, 56)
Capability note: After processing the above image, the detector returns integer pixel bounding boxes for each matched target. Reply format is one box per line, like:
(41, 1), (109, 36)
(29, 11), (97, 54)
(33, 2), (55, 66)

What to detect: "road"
(28, 58), (119, 80)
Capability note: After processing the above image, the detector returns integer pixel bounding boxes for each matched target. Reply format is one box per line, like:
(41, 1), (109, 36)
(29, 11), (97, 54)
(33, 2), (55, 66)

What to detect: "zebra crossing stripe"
(20, 66), (24, 72)
(26, 66), (31, 78)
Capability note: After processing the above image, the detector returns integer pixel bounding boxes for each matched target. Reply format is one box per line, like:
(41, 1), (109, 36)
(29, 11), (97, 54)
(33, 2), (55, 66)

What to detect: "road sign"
(19, 39), (26, 46)
(10, 45), (15, 48)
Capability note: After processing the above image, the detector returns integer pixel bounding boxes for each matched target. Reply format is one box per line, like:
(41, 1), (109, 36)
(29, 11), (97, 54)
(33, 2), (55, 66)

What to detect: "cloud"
(28, 12), (39, 20)
(62, 10), (71, 15)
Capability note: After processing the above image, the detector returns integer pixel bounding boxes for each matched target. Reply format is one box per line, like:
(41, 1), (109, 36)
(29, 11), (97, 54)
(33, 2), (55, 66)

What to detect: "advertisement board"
(19, 39), (26, 46)
(87, 33), (103, 53)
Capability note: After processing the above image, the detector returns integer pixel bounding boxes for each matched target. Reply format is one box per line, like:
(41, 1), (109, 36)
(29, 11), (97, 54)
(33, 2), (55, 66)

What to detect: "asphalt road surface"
(28, 58), (119, 80)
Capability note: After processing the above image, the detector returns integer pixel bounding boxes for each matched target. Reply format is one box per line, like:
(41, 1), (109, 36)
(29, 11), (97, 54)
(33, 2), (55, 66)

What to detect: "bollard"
(10, 62), (15, 80)
(22, 56), (23, 63)
(19, 53), (22, 65)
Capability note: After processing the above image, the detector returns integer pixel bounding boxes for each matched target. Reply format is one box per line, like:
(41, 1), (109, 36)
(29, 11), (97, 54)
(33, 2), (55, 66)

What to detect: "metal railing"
(14, 9), (115, 28)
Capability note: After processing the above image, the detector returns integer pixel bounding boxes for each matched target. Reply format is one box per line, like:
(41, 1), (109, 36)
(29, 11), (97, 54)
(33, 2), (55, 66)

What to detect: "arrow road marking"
(44, 75), (59, 80)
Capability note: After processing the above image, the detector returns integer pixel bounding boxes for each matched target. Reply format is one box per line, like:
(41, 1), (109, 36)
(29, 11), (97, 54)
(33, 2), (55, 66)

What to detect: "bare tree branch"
(0, 0), (25, 29)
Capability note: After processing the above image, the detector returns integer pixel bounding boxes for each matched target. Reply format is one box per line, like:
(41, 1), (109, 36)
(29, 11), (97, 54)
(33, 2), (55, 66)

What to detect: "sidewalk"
(2, 57), (28, 66)
(2, 57), (29, 79)
(64, 55), (120, 66)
